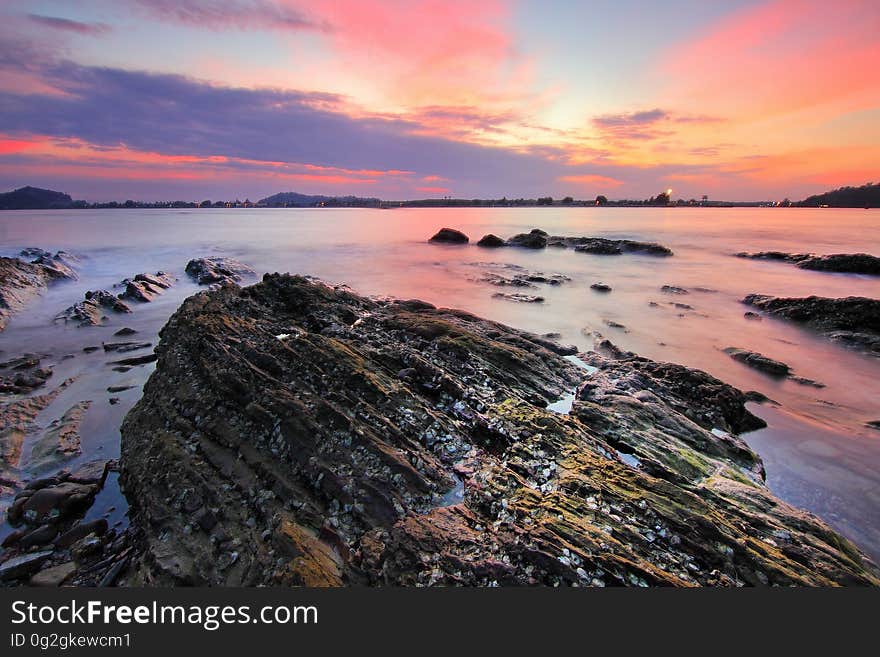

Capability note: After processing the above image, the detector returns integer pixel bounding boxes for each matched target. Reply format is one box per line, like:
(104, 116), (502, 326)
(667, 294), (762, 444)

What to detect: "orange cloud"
(558, 174), (624, 188)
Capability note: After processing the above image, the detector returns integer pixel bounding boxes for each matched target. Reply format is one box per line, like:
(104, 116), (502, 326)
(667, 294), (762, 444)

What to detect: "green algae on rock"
(119, 274), (879, 586)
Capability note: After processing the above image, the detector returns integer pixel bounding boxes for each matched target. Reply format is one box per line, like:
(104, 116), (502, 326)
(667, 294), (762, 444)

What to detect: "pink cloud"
(661, 0), (880, 118)
(558, 174), (624, 188)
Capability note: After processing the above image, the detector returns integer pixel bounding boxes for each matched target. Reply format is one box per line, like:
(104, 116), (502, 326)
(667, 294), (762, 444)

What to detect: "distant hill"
(0, 186), (76, 210)
(798, 182), (880, 208)
(259, 191), (381, 208)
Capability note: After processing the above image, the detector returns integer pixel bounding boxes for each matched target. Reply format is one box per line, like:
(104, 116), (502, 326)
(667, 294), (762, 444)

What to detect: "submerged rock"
(736, 251), (880, 276)
(119, 274), (878, 586)
(723, 348), (790, 377)
(428, 228), (469, 244)
(742, 294), (880, 356)
(185, 257), (256, 285)
(492, 292), (545, 303)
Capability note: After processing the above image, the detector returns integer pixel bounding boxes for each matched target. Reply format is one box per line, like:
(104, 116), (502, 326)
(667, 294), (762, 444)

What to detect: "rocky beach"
(1, 208), (879, 586)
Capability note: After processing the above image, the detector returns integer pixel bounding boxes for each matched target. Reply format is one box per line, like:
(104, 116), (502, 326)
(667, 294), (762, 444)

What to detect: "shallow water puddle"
(546, 354), (598, 414)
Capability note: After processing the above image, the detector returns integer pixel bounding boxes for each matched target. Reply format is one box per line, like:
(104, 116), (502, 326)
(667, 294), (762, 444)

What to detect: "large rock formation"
(742, 294), (880, 356)
(119, 274), (878, 586)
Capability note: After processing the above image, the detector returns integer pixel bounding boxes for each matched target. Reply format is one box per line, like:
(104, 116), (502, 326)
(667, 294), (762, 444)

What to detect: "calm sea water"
(1, 207), (879, 560)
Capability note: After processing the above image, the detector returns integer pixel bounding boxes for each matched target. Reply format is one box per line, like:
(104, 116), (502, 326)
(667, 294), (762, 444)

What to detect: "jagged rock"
(476, 234), (506, 248)
(492, 292), (544, 303)
(119, 274), (878, 586)
(185, 257), (256, 285)
(0, 378), (76, 500)
(479, 271), (568, 288)
(27, 401), (90, 471)
(0, 354), (52, 394)
(736, 251), (880, 275)
(723, 347), (791, 377)
(742, 294), (880, 356)
(119, 272), (175, 302)
(57, 290), (132, 327)
(429, 228), (469, 244)
(103, 342), (152, 353)
(31, 251), (78, 280)
(0, 255), (76, 331)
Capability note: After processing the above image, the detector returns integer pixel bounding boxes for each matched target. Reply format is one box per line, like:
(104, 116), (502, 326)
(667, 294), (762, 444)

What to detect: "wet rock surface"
(429, 228), (469, 244)
(429, 228), (672, 256)
(0, 254), (77, 331)
(1, 459), (137, 586)
(476, 234), (506, 248)
(742, 294), (880, 356)
(723, 348), (790, 377)
(722, 347), (825, 388)
(118, 272), (175, 302)
(118, 274), (877, 586)
(492, 292), (545, 303)
(736, 251), (880, 275)
(185, 257), (256, 285)
(57, 290), (132, 326)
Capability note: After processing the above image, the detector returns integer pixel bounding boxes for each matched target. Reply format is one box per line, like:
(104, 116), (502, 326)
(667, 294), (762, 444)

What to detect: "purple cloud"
(130, 0), (331, 32)
(26, 14), (111, 36)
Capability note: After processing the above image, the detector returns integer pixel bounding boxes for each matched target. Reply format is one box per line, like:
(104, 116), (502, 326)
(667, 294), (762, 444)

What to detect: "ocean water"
(1, 206), (879, 560)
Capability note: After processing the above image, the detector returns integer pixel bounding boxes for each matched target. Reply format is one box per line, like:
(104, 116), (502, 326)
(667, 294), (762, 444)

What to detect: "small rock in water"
(114, 327), (138, 336)
(723, 347), (790, 377)
(744, 311), (762, 320)
(492, 292), (544, 303)
(661, 285), (689, 295)
(476, 234), (506, 248)
(506, 229), (547, 249)
(428, 228), (469, 244)
(185, 257), (255, 286)
(590, 282), (612, 293)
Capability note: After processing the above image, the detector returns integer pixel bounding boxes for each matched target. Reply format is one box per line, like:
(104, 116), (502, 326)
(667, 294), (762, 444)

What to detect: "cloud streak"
(26, 14), (111, 36)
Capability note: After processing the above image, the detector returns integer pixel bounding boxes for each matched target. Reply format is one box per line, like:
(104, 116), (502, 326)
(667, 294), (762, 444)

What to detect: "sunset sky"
(0, 0), (877, 202)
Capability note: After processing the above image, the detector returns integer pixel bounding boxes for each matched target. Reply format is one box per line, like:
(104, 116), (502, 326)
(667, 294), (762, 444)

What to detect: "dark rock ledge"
(742, 294), (880, 356)
(431, 228), (673, 255)
(736, 252), (880, 276)
(117, 274), (877, 586)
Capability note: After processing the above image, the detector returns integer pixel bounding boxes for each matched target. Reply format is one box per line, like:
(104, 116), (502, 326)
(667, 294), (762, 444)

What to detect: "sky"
(0, 0), (877, 202)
